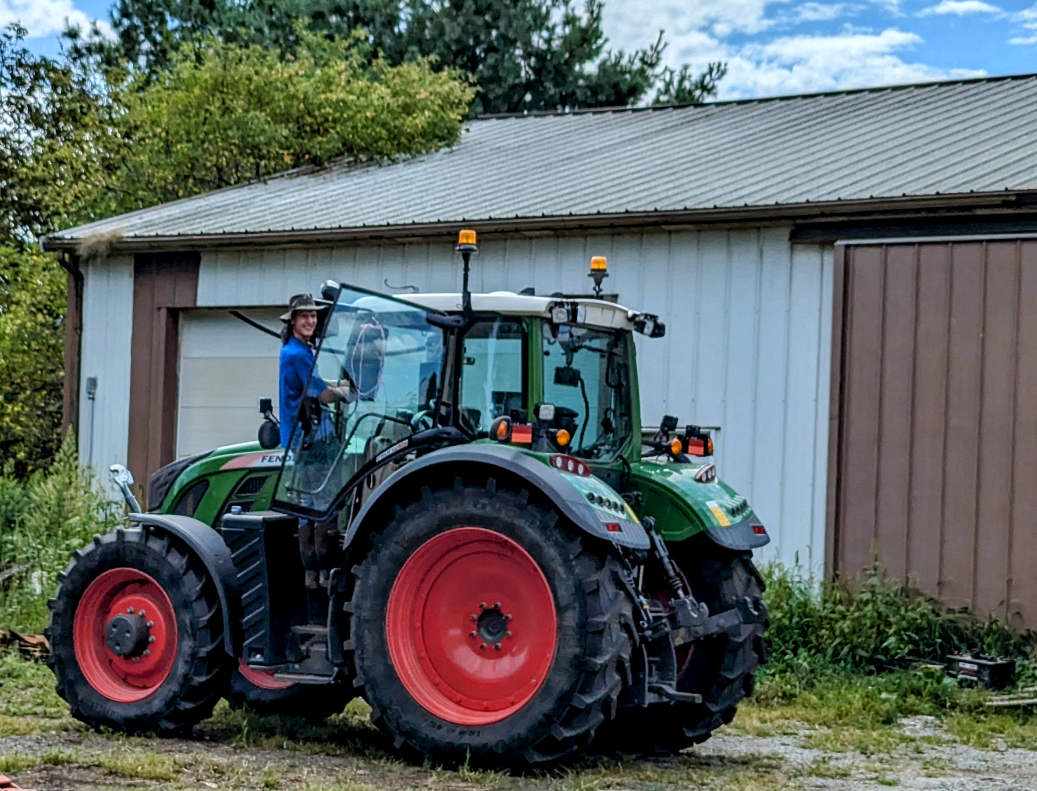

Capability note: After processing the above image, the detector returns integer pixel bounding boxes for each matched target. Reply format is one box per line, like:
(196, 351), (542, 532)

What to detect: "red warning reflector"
(752, 525), (766, 535)
(605, 523), (623, 533)
(511, 424), (533, 444)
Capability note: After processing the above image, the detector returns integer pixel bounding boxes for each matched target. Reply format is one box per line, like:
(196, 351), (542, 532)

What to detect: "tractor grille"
(217, 473), (272, 521)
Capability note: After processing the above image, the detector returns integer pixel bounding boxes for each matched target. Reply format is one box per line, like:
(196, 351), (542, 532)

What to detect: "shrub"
(761, 562), (1037, 682)
(0, 432), (118, 632)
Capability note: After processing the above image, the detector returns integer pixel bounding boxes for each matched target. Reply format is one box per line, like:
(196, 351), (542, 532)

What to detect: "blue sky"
(5, 0), (1037, 99)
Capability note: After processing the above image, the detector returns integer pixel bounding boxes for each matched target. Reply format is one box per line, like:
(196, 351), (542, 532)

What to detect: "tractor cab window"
(458, 318), (525, 436)
(274, 288), (445, 517)
(542, 322), (632, 460)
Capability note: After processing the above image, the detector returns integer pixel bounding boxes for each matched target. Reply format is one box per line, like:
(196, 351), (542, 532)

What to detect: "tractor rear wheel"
(47, 527), (233, 734)
(347, 480), (634, 766)
(595, 538), (766, 755)
(227, 662), (351, 722)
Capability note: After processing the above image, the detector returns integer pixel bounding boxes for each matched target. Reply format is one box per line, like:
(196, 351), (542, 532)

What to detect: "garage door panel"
(940, 244), (985, 609)
(836, 239), (1037, 626)
(975, 244), (1020, 618)
(177, 310), (284, 458)
(178, 358), (280, 408)
(1010, 241), (1037, 629)
(906, 245), (951, 595)
(875, 244), (917, 580)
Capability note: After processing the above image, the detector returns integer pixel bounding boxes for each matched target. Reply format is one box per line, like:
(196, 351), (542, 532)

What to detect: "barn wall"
(78, 255), (135, 494)
(197, 227), (834, 572)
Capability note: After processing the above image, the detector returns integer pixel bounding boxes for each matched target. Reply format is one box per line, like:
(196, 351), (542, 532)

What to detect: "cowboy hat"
(280, 293), (328, 322)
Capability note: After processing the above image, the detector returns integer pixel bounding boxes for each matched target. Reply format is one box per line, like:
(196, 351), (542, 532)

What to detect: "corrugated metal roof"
(45, 74), (1037, 246)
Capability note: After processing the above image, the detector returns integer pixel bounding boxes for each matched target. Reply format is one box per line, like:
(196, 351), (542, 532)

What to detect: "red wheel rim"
(237, 659), (294, 691)
(73, 568), (178, 703)
(386, 527), (557, 726)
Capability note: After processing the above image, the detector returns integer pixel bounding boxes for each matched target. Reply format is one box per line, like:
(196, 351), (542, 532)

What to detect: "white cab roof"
(398, 291), (637, 330)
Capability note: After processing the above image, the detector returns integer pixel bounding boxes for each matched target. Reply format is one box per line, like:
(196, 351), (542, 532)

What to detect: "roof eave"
(40, 191), (1034, 254)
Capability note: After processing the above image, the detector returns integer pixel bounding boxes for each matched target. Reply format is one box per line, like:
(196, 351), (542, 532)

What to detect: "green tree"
(108, 29), (474, 210)
(74, 0), (725, 115)
(0, 245), (67, 477)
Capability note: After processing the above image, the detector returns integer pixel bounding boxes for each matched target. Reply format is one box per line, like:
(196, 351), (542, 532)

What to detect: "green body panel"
(155, 441), (279, 524)
(512, 447), (640, 523)
(630, 459), (754, 542)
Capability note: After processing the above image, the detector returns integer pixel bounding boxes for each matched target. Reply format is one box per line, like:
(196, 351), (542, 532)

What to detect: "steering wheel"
(410, 409), (435, 432)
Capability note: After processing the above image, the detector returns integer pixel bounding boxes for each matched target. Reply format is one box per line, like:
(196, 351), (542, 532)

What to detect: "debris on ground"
(0, 632), (49, 662)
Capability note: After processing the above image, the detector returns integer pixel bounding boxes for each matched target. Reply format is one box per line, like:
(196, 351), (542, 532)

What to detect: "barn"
(42, 74), (1037, 627)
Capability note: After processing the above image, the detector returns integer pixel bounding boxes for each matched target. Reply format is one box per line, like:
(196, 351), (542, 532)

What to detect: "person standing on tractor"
(279, 293), (352, 587)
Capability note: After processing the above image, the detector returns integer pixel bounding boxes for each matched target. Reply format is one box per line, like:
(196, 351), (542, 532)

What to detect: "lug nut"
(470, 613), (477, 621)
(145, 621), (154, 628)
(506, 630), (512, 638)
(494, 642), (502, 651)
(148, 636), (156, 643)
(468, 631), (477, 638)
(143, 649), (150, 656)
(479, 643), (487, 650)
(493, 602), (501, 610)
(127, 606), (134, 614)
(138, 609), (146, 618)
(479, 602), (487, 609)
(504, 613), (513, 621)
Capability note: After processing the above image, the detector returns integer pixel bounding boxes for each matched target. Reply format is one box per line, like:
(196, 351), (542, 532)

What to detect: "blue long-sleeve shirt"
(278, 336), (326, 448)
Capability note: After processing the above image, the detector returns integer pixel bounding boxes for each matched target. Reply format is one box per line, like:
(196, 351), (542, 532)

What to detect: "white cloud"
(0, 0), (108, 39)
(1010, 3), (1037, 44)
(788, 3), (854, 22)
(919, 1), (1002, 17)
(717, 28), (984, 98)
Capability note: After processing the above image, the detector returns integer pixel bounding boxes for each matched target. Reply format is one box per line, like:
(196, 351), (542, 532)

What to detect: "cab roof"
(398, 291), (637, 331)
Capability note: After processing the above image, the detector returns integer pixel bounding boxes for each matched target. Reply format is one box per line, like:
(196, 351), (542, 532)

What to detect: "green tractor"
(47, 233), (768, 764)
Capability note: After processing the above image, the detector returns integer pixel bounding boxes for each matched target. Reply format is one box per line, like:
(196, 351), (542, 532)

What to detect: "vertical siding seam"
(775, 239), (794, 562)
(937, 244), (954, 598)
(722, 231), (733, 458)
(905, 245), (922, 583)
(1005, 240), (1022, 622)
(970, 243), (990, 610)
(872, 246), (889, 557)
(662, 232), (674, 416)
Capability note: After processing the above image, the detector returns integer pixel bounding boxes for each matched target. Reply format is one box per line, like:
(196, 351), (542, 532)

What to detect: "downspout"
(56, 251), (85, 448)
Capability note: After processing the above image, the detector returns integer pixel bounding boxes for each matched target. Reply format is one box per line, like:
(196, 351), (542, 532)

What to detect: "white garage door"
(177, 309), (283, 458)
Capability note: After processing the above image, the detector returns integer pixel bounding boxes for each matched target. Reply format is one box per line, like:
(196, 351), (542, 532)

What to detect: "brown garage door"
(829, 239), (1037, 629)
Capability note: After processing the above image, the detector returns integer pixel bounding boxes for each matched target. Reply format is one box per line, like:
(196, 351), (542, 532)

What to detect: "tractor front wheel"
(47, 528), (233, 734)
(347, 480), (634, 766)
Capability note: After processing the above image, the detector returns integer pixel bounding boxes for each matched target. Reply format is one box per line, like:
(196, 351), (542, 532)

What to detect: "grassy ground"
(2, 650), (1036, 791)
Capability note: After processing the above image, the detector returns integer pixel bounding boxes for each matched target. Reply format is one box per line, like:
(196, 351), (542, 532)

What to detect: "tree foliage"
(109, 30), (474, 209)
(75, 0), (725, 115)
(0, 245), (67, 477)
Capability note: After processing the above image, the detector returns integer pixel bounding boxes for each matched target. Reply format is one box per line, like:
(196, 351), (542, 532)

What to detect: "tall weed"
(761, 562), (1037, 687)
(0, 432), (118, 632)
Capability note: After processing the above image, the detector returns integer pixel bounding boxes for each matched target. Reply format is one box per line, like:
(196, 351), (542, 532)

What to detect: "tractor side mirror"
(257, 397), (281, 450)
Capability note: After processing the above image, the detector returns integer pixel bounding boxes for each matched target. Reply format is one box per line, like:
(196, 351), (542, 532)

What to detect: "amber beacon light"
(589, 256), (608, 297)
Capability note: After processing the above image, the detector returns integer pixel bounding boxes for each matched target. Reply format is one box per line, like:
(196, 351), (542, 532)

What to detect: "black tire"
(46, 527), (233, 734)
(347, 479), (634, 766)
(226, 668), (351, 722)
(595, 536), (767, 755)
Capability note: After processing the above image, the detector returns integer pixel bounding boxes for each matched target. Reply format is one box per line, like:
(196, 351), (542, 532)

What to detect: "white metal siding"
(197, 228), (833, 572)
(78, 255), (134, 494)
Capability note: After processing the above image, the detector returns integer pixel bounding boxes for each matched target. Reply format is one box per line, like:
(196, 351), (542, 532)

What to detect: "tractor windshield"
(273, 287), (445, 516)
(542, 322), (632, 460)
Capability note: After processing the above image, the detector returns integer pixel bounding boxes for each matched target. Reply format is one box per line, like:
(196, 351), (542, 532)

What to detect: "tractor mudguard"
(344, 445), (651, 551)
(128, 513), (242, 655)
(628, 461), (771, 550)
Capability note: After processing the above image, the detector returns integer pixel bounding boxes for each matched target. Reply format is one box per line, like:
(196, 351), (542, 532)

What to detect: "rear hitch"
(670, 596), (768, 647)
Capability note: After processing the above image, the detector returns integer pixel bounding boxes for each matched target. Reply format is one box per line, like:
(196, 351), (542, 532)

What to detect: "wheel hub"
(104, 612), (150, 658)
(472, 602), (511, 648)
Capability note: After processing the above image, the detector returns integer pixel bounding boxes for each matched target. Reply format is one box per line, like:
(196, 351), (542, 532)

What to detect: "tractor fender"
(128, 513), (242, 655)
(344, 445), (651, 551)
(704, 516), (770, 551)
